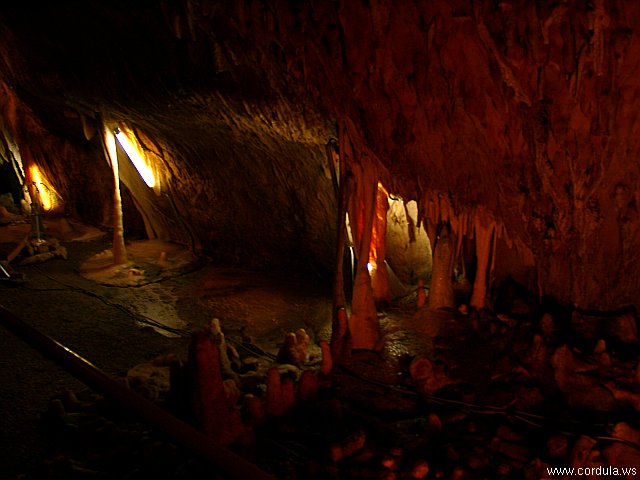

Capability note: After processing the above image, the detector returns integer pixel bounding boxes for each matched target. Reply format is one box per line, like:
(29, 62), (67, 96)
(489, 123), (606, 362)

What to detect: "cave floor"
(0, 221), (434, 478)
(1, 221), (640, 479)
(0, 222), (339, 478)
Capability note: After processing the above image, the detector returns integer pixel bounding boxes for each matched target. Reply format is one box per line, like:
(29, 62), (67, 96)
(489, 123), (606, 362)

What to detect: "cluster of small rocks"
(17, 301), (640, 480)
(21, 237), (67, 263)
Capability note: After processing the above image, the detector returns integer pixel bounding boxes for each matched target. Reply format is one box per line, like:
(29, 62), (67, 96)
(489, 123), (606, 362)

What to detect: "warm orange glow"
(115, 126), (156, 188)
(368, 182), (391, 273)
(369, 181), (393, 303)
(29, 165), (57, 211)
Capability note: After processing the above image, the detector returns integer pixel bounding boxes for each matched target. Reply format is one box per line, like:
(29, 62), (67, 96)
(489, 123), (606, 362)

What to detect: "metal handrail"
(0, 304), (274, 480)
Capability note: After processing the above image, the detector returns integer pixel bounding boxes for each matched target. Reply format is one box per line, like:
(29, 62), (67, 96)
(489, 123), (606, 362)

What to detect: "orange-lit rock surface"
(1, 1), (640, 311)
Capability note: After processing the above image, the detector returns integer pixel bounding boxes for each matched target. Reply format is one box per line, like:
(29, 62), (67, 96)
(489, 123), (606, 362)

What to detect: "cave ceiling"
(1, 0), (640, 310)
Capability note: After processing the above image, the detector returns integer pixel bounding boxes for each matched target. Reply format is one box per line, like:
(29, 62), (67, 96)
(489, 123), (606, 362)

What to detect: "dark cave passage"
(1, 1), (640, 479)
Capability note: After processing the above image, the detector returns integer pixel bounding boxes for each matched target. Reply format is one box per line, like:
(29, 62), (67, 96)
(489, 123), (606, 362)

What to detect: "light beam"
(114, 128), (155, 188)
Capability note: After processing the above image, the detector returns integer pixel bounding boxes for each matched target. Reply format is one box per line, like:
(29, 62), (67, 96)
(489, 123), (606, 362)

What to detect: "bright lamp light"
(114, 128), (155, 188)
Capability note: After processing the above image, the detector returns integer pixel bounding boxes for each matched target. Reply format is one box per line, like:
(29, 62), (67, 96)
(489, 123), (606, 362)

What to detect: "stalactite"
(188, 329), (244, 445)
(424, 217), (437, 252)
(330, 122), (351, 360)
(332, 127), (348, 323)
(1, 82), (18, 139)
(346, 141), (381, 350)
(428, 222), (456, 310)
(455, 210), (469, 262)
(469, 211), (496, 310)
(370, 182), (391, 304)
(476, 20), (532, 107)
(80, 114), (95, 141)
(489, 221), (499, 286)
(405, 200), (417, 243)
(420, 190), (458, 310)
(102, 123), (128, 266)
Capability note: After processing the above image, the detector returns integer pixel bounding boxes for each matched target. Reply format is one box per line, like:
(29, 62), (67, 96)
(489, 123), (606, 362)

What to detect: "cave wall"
(103, 101), (338, 271)
(0, 1), (338, 274)
(0, 78), (113, 226)
(1, 1), (640, 309)
(191, 0), (640, 310)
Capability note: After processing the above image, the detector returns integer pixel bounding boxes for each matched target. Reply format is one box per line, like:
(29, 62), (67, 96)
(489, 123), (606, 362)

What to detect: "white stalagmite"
(102, 123), (128, 266)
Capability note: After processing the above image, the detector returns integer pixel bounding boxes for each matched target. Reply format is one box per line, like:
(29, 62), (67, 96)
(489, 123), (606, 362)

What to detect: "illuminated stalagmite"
(101, 124), (128, 266)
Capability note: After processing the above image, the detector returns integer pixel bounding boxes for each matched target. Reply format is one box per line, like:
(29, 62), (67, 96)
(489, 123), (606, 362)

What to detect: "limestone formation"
(208, 318), (239, 379)
(276, 328), (310, 367)
(187, 330), (244, 445)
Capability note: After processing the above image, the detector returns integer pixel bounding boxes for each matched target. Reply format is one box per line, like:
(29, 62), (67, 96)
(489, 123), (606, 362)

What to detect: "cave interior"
(2, 1), (640, 479)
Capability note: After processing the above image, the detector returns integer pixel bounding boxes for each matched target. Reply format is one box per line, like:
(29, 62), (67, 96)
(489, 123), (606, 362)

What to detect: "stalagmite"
(209, 318), (238, 379)
(294, 328), (310, 363)
(330, 307), (350, 364)
(102, 123), (128, 266)
(470, 213), (496, 310)
(298, 370), (319, 401)
(319, 340), (333, 375)
(281, 376), (296, 413)
(265, 366), (284, 417)
(188, 330), (243, 445)
(428, 223), (456, 310)
(223, 378), (241, 405)
(242, 394), (265, 426)
(276, 329), (309, 367)
(347, 160), (381, 350)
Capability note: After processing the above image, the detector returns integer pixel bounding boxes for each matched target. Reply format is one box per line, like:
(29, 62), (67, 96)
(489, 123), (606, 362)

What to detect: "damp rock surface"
(1, 237), (639, 479)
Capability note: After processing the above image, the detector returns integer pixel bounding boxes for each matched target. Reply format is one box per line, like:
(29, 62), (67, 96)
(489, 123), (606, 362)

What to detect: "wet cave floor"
(1, 221), (640, 479)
